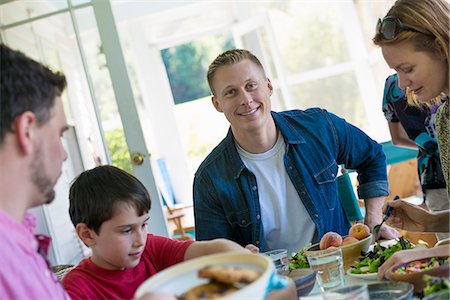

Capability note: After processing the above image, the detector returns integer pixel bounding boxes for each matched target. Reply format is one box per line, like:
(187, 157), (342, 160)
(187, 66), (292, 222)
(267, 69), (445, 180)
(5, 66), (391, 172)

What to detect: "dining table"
(300, 273), (419, 299)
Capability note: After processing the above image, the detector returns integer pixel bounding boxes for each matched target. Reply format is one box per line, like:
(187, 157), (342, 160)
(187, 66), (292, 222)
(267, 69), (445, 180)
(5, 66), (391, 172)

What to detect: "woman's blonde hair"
(373, 0), (449, 107)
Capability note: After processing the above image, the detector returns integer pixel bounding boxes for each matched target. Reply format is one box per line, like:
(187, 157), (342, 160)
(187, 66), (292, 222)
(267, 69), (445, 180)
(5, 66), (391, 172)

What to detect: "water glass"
(324, 284), (369, 300)
(306, 247), (345, 292)
(263, 249), (288, 272)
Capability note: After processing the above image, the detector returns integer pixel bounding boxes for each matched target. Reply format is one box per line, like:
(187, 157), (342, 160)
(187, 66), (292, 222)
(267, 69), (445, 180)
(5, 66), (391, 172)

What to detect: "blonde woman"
(373, 0), (449, 199)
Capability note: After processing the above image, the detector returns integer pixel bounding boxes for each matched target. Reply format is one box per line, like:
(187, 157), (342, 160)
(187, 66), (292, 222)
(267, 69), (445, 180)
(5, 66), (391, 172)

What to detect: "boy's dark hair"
(0, 44), (67, 145)
(69, 165), (151, 234)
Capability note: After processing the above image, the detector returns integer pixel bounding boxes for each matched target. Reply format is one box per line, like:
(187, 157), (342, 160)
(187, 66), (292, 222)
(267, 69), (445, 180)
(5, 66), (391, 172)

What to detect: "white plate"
(346, 268), (378, 280)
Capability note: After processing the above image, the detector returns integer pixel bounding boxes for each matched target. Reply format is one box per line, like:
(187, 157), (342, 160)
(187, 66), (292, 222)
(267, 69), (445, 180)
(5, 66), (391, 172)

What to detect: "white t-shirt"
(236, 134), (315, 254)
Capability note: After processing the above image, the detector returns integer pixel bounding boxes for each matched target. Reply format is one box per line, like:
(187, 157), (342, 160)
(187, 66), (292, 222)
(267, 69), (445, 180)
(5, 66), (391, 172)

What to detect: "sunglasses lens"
(380, 18), (398, 39)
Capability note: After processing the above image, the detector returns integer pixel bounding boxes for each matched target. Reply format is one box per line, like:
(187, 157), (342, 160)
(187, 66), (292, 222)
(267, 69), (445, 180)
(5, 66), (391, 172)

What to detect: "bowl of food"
(305, 232), (372, 270)
(348, 237), (414, 278)
(386, 256), (450, 293)
(279, 268), (316, 297)
(134, 252), (285, 299)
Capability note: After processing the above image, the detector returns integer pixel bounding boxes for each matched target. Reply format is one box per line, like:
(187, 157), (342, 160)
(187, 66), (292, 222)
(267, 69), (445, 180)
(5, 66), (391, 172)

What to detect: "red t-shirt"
(62, 234), (194, 300)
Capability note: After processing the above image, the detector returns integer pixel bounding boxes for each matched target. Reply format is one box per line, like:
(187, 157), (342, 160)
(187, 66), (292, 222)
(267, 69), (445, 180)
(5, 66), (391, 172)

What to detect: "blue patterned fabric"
(382, 74), (446, 190)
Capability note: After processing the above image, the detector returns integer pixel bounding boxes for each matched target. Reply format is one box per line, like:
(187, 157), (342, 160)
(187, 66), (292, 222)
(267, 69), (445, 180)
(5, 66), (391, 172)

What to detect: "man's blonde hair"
(207, 49), (266, 95)
(373, 0), (449, 107)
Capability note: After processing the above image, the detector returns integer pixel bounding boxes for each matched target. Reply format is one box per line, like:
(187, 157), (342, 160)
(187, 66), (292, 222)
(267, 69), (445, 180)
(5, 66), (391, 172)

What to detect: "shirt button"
(252, 186), (257, 191)
(31, 239), (37, 249)
(255, 241), (260, 245)
(314, 214), (319, 218)
(256, 214), (261, 220)
(44, 270), (50, 277)
(289, 166), (293, 170)
(332, 173), (335, 177)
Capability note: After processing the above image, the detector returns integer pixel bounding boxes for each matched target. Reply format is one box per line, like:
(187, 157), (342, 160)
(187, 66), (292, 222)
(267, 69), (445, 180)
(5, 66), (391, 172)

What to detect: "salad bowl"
(305, 234), (372, 270)
(386, 256), (450, 293)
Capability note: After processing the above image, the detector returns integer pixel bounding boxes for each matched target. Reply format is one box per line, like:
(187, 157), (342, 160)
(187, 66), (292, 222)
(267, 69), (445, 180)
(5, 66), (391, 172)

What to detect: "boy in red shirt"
(62, 165), (250, 299)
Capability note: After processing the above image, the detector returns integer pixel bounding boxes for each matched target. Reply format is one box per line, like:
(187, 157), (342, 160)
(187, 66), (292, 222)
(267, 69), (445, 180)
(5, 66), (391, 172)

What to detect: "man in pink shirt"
(0, 44), (70, 299)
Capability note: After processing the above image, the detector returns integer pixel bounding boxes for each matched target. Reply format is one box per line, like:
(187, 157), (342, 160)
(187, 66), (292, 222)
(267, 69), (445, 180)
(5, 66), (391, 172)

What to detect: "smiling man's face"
(211, 59), (273, 136)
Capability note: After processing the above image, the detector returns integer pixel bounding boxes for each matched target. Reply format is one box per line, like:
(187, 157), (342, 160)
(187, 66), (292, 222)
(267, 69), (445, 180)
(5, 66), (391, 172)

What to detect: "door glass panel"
(1, 8), (107, 169)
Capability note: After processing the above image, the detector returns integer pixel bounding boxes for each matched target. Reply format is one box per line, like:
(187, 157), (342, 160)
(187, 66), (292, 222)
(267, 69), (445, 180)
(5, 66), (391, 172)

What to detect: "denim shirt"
(193, 109), (388, 250)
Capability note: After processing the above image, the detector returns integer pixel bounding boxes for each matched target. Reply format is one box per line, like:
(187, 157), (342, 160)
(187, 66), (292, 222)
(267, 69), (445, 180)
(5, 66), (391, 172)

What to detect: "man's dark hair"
(69, 165), (151, 234)
(0, 44), (67, 145)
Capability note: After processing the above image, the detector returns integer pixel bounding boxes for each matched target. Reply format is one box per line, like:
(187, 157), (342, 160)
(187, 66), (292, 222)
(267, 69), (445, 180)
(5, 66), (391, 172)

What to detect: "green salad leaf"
(349, 236), (414, 274)
(288, 243), (311, 270)
(423, 275), (450, 296)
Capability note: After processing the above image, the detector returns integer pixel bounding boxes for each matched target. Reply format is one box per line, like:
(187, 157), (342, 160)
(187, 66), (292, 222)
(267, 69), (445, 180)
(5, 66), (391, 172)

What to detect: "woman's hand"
(384, 200), (432, 232)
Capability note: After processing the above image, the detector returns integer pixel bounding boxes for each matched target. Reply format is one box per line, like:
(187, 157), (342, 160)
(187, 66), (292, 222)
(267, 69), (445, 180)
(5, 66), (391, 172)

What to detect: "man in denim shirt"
(193, 49), (399, 254)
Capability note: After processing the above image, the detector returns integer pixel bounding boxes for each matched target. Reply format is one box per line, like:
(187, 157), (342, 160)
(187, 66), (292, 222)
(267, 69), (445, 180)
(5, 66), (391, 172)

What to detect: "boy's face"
(90, 202), (149, 270)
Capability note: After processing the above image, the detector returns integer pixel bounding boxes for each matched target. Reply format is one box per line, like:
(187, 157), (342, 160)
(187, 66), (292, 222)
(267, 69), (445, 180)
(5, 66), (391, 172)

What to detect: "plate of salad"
(348, 236), (414, 278)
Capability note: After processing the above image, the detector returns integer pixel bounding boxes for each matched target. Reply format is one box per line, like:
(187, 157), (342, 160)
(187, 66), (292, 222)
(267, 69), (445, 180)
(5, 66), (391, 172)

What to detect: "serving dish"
(386, 256), (450, 293)
(367, 281), (414, 300)
(134, 252), (284, 299)
(346, 268), (378, 280)
(305, 234), (372, 270)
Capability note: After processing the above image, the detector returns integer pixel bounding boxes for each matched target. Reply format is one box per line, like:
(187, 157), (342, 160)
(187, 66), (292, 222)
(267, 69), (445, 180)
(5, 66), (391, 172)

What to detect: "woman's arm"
(387, 121), (417, 149)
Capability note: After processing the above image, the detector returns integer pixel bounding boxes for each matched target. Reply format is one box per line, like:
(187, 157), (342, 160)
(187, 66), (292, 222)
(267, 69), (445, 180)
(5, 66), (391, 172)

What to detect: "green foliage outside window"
(104, 128), (133, 174)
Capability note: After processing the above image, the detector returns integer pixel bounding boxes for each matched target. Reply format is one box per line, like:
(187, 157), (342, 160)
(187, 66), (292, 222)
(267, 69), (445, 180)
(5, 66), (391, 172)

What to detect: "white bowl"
(135, 252), (279, 299)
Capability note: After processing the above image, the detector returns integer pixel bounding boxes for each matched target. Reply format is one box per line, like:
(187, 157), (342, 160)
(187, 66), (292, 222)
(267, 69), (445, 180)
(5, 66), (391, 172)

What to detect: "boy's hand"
(245, 244), (260, 253)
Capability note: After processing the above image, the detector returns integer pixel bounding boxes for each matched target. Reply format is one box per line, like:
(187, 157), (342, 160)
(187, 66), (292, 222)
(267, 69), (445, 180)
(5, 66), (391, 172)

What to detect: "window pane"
(161, 34), (234, 104)
(290, 72), (367, 130)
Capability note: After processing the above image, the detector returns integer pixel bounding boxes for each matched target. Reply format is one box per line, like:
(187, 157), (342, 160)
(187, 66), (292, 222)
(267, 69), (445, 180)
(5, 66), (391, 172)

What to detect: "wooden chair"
(155, 158), (195, 241)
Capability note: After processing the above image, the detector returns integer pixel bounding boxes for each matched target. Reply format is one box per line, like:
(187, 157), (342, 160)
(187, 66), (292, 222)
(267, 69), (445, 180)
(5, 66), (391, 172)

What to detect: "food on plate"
(342, 236), (359, 246)
(349, 223), (371, 240)
(177, 265), (261, 299)
(349, 236), (414, 275)
(395, 257), (449, 274)
(319, 232), (343, 250)
(198, 265), (261, 284)
(178, 282), (238, 300)
(423, 275), (450, 297)
(288, 244), (310, 270)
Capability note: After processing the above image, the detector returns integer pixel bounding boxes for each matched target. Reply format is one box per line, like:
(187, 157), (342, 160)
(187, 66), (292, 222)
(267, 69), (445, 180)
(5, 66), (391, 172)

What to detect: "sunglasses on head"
(376, 16), (422, 40)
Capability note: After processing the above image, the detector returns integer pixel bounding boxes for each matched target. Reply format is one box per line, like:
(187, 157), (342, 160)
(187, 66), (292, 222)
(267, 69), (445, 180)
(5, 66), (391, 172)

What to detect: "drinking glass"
(306, 247), (345, 292)
(263, 249), (288, 272)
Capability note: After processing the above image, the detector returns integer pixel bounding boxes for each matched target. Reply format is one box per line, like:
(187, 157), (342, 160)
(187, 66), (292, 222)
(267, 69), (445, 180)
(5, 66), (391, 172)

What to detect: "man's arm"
(193, 175), (235, 241)
(326, 112), (395, 238)
(364, 196), (399, 239)
(184, 238), (248, 260)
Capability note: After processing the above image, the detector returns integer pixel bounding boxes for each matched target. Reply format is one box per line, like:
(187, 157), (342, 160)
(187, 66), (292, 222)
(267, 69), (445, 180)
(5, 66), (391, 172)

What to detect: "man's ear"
(76, 223), (96, 247)
(211, 96), (223, 113)
(15, 111), (38, 155)
(267, 78), (273, 96)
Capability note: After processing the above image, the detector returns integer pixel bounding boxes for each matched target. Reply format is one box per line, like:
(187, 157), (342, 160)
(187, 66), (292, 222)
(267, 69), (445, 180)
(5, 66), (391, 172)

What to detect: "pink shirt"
(0, 210), (68, 299)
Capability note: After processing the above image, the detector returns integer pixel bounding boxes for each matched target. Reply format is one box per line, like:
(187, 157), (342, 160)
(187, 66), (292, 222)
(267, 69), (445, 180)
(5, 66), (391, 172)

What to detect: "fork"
(371, 195), (400, 244)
